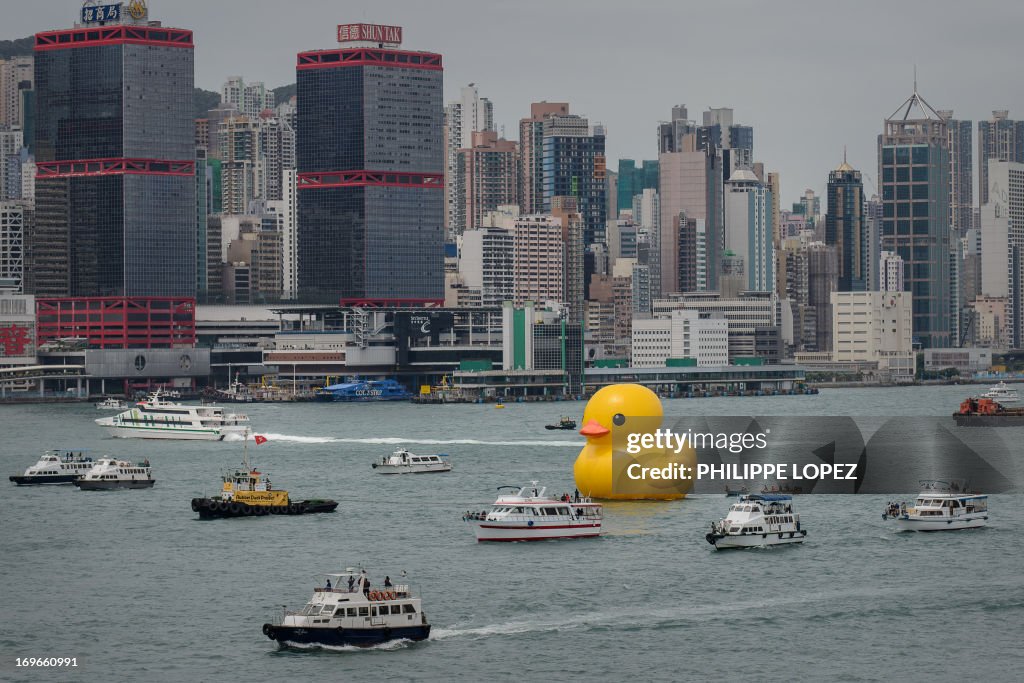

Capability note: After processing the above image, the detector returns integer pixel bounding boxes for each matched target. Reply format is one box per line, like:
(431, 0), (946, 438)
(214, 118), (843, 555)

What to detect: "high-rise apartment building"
(980, 160), (1024, 348)
(219, 116), (260, 215)
(0, 56), (34, 131)
(296, 24), (444, 304)
(550, 196), (585, 324)
(879, 88), (951, 348)
(541, 115), (606, 246)
(445, 83), (493, 234)
(978, 111), (1024, 206)
(0, 201), (29, 292)
(30, 7), (196, 297)
(221, 77), (275, 119)
(455, 131), (517, 234)
(518, 102), (568, 215)
(826, 158), (866, 291)
(879, 250), (905, 292)
(511, 214), (564, 306)
(723, 168), (773, 293)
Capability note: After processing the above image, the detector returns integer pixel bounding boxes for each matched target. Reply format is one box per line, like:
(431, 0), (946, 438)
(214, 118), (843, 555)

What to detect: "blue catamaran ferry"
(314, 379), (412, 402)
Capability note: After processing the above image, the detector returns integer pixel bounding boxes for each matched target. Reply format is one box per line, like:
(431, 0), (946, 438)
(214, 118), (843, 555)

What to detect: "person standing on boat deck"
(325, 579), (332, 591)
(348, 575), (355, 592)
(384, 576), (393, 588)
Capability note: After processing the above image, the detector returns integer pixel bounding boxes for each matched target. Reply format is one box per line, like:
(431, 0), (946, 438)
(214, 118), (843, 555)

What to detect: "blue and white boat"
(314, 379), (412, 402)
(706, 494), (807, 549)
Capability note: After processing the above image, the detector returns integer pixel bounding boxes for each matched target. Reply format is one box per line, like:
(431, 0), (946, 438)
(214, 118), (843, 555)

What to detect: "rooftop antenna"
(843, 145), (847, 165)
(913, 64), (917, 94)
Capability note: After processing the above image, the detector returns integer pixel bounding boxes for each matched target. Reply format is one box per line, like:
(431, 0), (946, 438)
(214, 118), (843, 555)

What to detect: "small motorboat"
(372, 449), (452, 474)
(725, 485), (749, 497)
(882, 480), (988, 531)
(706, 494), (807, 549)
(980, 381), (1019, 403)
(463, 482), (602, 542)
(544, 416), (577, 430)
(95, 397), (129, 410)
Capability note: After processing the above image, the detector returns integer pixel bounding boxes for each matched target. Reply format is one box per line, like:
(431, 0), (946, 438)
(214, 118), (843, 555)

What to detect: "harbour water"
(2, 385), (1023, 681)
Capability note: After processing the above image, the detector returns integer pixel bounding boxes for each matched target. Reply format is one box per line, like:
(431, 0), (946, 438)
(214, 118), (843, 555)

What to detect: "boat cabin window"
(543, 507), (559, 515)
(402, 604), (416, 614)
(334, 607), (347, 616)
(346, 608), (358, 617)
(358, 607), (369, 617)
(390, 605), (401, 615)
(558, 507), (571, 515)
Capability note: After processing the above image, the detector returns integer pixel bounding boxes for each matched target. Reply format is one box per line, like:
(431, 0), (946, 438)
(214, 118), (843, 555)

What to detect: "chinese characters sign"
(337, 23), (403, 45)
(81, 2), (122, 24)
(0, 324), (33, 358)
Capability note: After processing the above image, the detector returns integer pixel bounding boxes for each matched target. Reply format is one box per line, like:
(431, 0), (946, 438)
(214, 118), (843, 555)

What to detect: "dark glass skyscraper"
(541, 115), (606, 246)
(296, 27), (444, 305)
(879, 89), (951, 348)
(826, 160), (866, 292)
(31, 17), (196, 297)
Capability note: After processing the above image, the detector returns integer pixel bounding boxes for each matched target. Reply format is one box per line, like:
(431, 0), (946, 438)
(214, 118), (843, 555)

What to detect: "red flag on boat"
(254, 435), (268, 445)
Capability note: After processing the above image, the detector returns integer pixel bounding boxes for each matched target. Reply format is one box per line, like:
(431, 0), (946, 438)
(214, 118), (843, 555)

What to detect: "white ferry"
(95, 397), (129, 410)
(9, 450), (95, 485)
(262, 568), (430, 648)
(706, 494), (807, 549)
(463, 483), (603, 542)
(371, 449), (452, 474)
(981, 381), (1019, 403)
(883, 481), (988, 531)
(95, 389), (250, 440)
(75, 457), (155, 490)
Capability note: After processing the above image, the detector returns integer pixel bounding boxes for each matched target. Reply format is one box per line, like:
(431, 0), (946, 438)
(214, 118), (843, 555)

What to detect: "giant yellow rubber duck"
(574, 384), (694, 500)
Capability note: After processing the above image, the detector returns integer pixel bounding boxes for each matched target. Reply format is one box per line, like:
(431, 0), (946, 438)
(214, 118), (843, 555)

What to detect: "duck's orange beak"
(579, 419), (610, 437)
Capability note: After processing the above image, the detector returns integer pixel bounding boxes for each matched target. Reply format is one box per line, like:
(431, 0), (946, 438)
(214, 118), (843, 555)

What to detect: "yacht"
(262, 568), (430, 648)
(9, 450), (95, 485)
(372, 449), (452, 474)
(463, 483), (603, 542)
(95, 397), (129, 410)
(980, 381), (1019, 403)
(74, 457), (154, 490)
(705, 494), (807, 549)
(883, 481), (988, 531)
(95, 389), (250, 440)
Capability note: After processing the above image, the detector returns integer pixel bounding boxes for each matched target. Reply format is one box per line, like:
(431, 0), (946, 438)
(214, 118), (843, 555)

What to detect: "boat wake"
(278, 638), (414, 653)
(246, 433), (581, 447)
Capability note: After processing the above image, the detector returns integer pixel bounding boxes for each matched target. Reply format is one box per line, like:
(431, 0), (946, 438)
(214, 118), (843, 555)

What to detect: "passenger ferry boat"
(191, 439), (338, 518)
(981, 381), (1019, 403)
(463, 483), (603, 542)
(95, 389), (250, 440)
(314, 379), (412, 402)
(262, 568), (430, 648)
(74, 457), (154, 490)
(95, 397), (129, 410)
(372, 449), (452, 474)
(9, 450), (95, 485)
(705, 494), (807, 549)
(883, 481), (989, 531)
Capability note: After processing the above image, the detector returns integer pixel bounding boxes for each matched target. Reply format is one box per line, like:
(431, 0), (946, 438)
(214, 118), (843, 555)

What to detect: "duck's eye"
(612, 413), (626, 426)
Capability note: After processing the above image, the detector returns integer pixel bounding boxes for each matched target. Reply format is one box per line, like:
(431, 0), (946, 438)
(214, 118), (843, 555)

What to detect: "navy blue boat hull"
(10, 474), (80, 485)
(263, 623), (430, 648)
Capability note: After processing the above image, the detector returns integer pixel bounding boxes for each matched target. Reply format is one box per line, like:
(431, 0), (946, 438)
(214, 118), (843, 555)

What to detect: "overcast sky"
(9, 0), (1023, 205)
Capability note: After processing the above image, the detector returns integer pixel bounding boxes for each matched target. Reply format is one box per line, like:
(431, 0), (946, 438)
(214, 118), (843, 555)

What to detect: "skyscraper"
(541, 115), (606, 246)
(724, 168), (773, 293)
(296, 24), (444, 304)
(518, 102), (568, 215)
(978, 111), (1024, 206)
(455, 131), (517, 234)
(980, 160), (1024, 348)
(616, 159), (659, 212)
(826, 157), (866, 291)
(31, 6), (196, 297)
(938, 110), (973, 236)
(879, 87), (951, 348)
(445, 84), (493, 235)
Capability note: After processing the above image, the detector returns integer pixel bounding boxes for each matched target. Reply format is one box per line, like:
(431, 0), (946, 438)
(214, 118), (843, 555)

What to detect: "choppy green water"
(2, 385), (1022, 682)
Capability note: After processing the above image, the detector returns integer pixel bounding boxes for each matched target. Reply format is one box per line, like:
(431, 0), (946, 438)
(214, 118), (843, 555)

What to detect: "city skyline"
(4, 0), (1022, 202)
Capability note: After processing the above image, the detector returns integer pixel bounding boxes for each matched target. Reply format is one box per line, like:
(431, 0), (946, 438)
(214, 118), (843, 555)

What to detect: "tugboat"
(953, 396), (1024, 426)
(10, 450), (96, 485)
(463, 482), (603, 542)
(262, 568), (430, 648)
(544, 416), (577, 430)
(190, 437), (337, 518)
(705, 494), (807, 549)
(371, 449), (452, 474)
(882, 480), (988, 531)
(74, 457), (155, 490)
